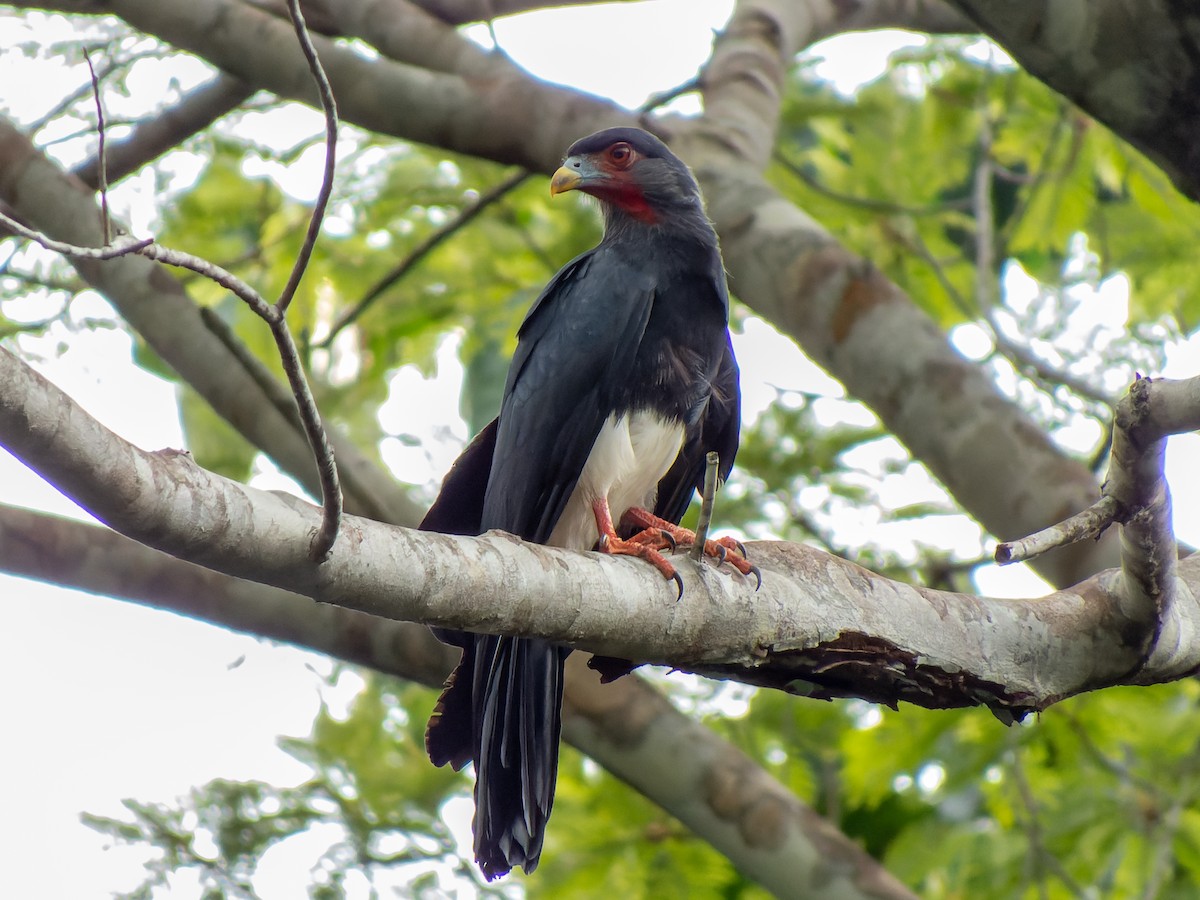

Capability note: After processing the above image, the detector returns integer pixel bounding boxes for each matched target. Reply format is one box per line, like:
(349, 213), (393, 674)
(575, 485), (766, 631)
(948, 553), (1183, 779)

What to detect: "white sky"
(2, 3), (1199, 898)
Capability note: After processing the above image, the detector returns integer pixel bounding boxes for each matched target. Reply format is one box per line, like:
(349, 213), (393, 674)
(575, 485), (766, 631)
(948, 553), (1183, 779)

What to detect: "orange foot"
(620, 506), (761, 589)
(591, 499), (685, 597)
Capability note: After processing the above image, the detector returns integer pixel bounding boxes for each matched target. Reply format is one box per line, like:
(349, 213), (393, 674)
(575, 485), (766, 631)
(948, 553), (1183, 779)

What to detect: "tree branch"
(947, 0), (1200, 201)
(997, 374), (1200, 680)
(408, 0), (638, 25)
(0, 503), (917, 900)
(0, 201), (347, 559)
(807, 0), (975, 43)
(3, 344), (1199, 714)
(317, 168), (531, 348)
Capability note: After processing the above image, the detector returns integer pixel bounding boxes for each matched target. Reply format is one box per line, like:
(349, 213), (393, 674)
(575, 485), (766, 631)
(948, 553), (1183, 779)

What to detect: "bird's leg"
(620, 506), (760, 587)
(591, 499), (684, 597)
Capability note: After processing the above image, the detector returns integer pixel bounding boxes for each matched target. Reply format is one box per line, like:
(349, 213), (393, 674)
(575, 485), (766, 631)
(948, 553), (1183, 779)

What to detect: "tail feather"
(427, 632), (566, 880)
(419, 419), (568, 878)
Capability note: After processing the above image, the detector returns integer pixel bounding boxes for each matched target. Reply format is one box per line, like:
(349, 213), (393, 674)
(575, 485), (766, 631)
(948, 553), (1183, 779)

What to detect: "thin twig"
(995, 495), (1121, 564)
(26, 48), (150, 135)
(275, 0), (339, 315)
(73, 74), (253, 190)
(775, 151), (971, 217)
(972, 94), (996, 312)
(638, 76), (701, 123)
(198, 307), (301, 424)
(1058, 709), (1160, 794)
(82, 49), (111, 245)
(995, 101), (1073, 252)
(691, 452), (721, 562)
(988, 321), (1116, 408)
(900, 223), (1113, 406)
(270, 316), (340, 557)
(0, 211), (152, 259)
(1009, 738), (1089, 899)
(140, 243), (275, 319)
(268, 0), (343, 559)
(318, 168), (530, 347)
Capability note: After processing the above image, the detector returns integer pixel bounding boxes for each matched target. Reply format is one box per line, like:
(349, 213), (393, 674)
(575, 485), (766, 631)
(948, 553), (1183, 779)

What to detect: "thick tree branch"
(807, 0), (974, 42)
(948, 0), (1200, 201)
(0, 504), (916, 899)
(306, 0), (500, 76)
(3, 344), (1199, 716)
(409, 0), (636, 25)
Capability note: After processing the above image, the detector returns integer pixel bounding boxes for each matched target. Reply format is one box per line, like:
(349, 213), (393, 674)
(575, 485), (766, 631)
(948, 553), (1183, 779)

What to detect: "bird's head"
(549, 127), (704, 230)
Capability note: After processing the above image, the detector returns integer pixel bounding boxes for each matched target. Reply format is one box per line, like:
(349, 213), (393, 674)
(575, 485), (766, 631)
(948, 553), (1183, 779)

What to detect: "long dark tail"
(427, 633), (567, 880)
(420, 419), (567, 877)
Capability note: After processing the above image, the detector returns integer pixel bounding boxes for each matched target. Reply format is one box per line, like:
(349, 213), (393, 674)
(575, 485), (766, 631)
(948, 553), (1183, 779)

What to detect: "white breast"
(548, 411), (685, 551)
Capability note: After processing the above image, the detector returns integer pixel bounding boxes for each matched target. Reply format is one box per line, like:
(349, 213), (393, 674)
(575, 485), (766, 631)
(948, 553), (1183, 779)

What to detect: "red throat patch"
(596, 182), (659, 224)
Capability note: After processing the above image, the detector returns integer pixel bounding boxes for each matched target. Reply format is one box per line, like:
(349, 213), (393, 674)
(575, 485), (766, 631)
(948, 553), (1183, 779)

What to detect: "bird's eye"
(608, 142), (634, 167)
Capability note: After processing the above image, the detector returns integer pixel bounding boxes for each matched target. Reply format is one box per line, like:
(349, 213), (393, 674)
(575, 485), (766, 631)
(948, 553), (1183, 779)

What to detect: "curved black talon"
(732, 539), (748, 558)
(660, 529), (677, 552)
(671, 570), (684, 600)
(747, 564), (762, 591)
(713, 544), (727, 564)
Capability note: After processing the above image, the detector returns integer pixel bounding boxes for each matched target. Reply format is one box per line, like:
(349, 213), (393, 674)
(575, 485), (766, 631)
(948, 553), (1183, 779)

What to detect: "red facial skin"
(585, 142), (660, 225)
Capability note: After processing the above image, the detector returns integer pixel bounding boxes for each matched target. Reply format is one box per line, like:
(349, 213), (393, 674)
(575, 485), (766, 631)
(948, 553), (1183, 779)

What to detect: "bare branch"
(0, 501), (914, 900)
(774, 149), (972, 217)
(318, 168), (530, 347)
(807, 0), (975, 43)
(138, 241), (275, 316)
(1106, 377), (1180, 655)
(271, 315), (340, 558)
(266, 0), (344, 557)
(81, 48), (111, 244)
(995, 375), (1200, 682)
(0, 211), (153, 258)
(691, 451), (720, 561)
(316, 0), (497, 76)
(3, 344), (1199, 712)
(995, 496), (1120, 565)
(274, 0), (339, 317)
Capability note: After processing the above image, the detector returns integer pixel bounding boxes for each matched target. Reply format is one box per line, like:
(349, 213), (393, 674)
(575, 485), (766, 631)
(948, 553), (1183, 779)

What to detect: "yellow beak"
(550, 165), (582, 196)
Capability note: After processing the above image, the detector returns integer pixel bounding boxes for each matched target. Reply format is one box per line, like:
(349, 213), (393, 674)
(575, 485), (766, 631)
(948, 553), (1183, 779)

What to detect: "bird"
(419, 126), (753, 880)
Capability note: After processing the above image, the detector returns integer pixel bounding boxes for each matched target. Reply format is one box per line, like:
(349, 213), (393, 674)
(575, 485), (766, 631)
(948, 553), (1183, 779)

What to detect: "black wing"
(652, 332), (741, 525)
(420, 417), (497, 538)
(482, 245), (657, 543)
